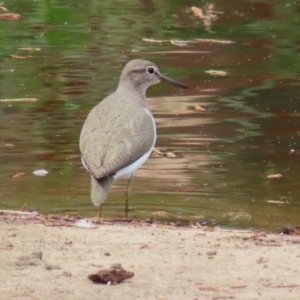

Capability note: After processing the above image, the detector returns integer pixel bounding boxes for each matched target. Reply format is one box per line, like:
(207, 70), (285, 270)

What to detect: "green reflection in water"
(0, 0), (300, 231)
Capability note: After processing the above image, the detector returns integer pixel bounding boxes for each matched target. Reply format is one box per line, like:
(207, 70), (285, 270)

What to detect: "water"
(0, 0), (299, 231)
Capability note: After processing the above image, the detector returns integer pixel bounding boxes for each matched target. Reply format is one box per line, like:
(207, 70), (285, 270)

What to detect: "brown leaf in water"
(0, 98), (38, 102)
(88, 267), (134, 285)
(158, 149), (183, 159)
(18, 47), (41, 51)
(166, 151), (176, 158)
(191, 5), (219, 33)
(191, 6), (205, 19)
(267, 174), (282, 179)
(0, 13), (21, 20)
(19, 203), (27, 211)
(205, 70), (228, 76)
(0, 3), (8, 12)
(11, 55), (32, 59)
(267, 200), (285, 205)
(143, 37), (234, 47)
(151, 147), (163, 155)
(187, 104), (207, 112)
(13, 172), (25, 178)
(141, 38), (168, 43)
(195, 38), (234, 44)
(170, 40), (188, 46)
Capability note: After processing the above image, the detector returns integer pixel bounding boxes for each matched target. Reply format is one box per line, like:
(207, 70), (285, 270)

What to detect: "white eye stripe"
(146, 66), (156, 75)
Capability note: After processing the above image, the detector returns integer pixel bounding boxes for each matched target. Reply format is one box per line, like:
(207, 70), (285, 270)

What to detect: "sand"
(0, 216), (300, 300)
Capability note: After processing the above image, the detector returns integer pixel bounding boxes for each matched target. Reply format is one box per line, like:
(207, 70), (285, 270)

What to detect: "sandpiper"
(80, 59), (187, 219)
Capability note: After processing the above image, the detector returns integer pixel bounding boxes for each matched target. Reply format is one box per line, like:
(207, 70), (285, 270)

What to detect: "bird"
(79, 59), (187, 219)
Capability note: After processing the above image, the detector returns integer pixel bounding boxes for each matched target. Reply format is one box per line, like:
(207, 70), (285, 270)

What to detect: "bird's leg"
(125, 174), (134, 220)
(97, 204), (102, 219)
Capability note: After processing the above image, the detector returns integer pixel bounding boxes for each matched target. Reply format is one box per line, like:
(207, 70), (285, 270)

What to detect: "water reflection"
(0, 0), (299, 231)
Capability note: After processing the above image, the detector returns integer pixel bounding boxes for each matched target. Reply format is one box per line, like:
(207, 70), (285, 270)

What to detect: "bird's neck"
(117, 80), (148, 101)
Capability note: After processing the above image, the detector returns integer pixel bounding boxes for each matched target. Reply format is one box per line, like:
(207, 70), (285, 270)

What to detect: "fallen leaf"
(32, 169), (49, 177)
(141, 38), (168, 43)
(0, 3), (8, 12)
(166, 152), (176, 158)
(205, 70), (228, 76)
(88, 266), (134, 285)
(155, 148), (183, 159)
(206, 251), (217, 256)
(170, 40), (188, 46)
(198, 285), (219, 291)
(187, 104), (207, 112)
(142, 37), (234, 47)
(151, 147), (163, 155)
(191, 6), (205, 19)
(267, 174), (282, 179)
(11, 55), (32, 59)
(13, 172), (25, 178)
(0, 13), (21, 20)
(0, 98), (38, 102)
(148, 50), (208, 55)
(19, 203), (27, 211)
(195, 38), (234, 44)
(231, 285), (247, 289)
(140, 244), (149, 249)
(18, 47), (41, 51)
(191, 5), (219, 33)
(267, 200), (285, 205)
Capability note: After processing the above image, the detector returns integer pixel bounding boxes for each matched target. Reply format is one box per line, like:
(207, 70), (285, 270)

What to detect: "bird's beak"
(158, 72), (188, 89)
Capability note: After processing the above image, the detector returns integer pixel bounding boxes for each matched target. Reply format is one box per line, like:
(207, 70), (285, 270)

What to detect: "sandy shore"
(0, 215), (300, 300)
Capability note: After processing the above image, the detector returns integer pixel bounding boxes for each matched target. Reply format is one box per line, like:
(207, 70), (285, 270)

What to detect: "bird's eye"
(146, 66), (155, 75)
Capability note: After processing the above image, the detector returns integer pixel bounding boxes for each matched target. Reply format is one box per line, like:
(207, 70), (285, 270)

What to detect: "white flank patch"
(113, 108), (156, 179)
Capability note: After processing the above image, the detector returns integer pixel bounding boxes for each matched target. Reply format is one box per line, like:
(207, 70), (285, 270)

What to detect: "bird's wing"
(80, 103), (155, 179)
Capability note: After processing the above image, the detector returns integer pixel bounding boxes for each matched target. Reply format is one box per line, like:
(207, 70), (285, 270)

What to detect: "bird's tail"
(90, 176), (114, 206)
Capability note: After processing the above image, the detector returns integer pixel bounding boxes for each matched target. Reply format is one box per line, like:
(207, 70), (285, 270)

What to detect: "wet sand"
(0, 215), (299, 300)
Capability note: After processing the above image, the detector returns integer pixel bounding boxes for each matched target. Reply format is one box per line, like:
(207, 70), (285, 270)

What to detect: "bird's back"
(80, 89), (155, 179)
